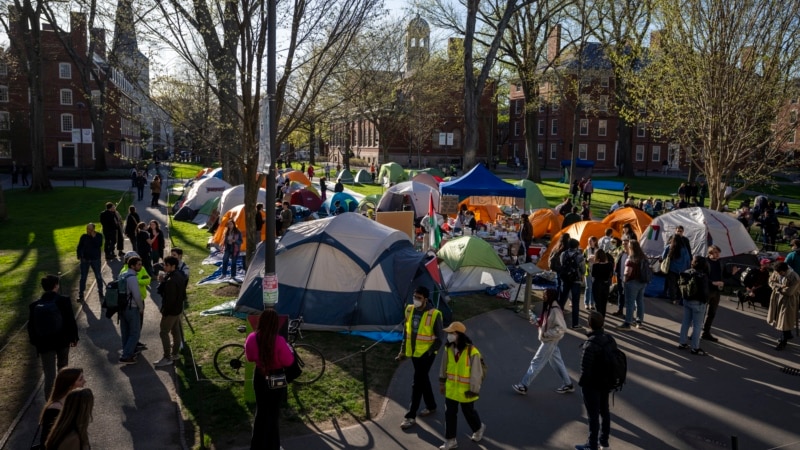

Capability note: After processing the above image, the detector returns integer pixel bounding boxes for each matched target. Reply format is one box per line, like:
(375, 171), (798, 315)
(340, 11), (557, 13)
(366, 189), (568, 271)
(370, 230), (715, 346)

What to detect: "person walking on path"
(245, 309), (295, 450)
(154, 256), (187, 367)
(99, 202), (120, 260)
(575, 311), (615, 450)
(437, 321), (485, 450)
(119, 257), (145, 364)
(397, 286), (443, 430)
(220, 220), (243, 279)
(512, 288), (574, 396)
(76, 223), (104, 303)
(38, 367), (86, 448)
(28, 275), (79, 400)
(125, 206), (140, 253)
(44, 388), (94, 450)
(767, 261), (799, 351)
(150, 175), (162, 208)
(617, 240), (647, 330)
(702, 246), (725, 343)
(677, 256), (711, 356)
(135, 171), (146, 201)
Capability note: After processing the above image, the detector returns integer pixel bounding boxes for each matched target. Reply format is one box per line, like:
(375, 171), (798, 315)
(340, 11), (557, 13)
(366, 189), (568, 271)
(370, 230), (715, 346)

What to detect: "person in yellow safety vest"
(396, 286), (443, 431)
(437, 321), (485, 450)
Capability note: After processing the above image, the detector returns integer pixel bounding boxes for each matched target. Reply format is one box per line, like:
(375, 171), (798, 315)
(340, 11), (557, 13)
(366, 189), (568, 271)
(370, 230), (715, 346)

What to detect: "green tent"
(416, 167), (446, 178)
(516, 179), (550, 212)
(377, 162), (408, 184)
(337, 169), (355, 184)
(437, 236), (514, 293)
(354, 169), (373, 183)
(357, 194), (382, 213)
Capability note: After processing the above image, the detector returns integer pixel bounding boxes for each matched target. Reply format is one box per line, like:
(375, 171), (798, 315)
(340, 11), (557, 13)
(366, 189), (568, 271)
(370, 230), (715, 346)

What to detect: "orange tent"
(195, 167), (214, 179)
(456, 199), (503, 223)
(211, 204), (266, 251)
(602, 207), (653, 238)
(284, 170), (311, 186)
(529, 209), (563, 238)
(537, 221), (620, 269)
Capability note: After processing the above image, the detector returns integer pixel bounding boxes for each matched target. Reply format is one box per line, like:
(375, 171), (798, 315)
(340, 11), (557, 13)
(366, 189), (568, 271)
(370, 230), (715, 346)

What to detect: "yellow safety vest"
(444, 345), (480, 403)
(403, 305), (441, 358)
(119, 264), (150, 300)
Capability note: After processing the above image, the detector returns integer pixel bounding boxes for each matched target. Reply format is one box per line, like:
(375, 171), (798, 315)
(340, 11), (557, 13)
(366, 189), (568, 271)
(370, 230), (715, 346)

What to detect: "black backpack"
(679, 269), (707, 301)
(104, 273), (135, 318)
(600, 336), (627, 392)
(33, 298), (63, 339)
(560, 251), (580, 283)
(639, 258), (653, 284)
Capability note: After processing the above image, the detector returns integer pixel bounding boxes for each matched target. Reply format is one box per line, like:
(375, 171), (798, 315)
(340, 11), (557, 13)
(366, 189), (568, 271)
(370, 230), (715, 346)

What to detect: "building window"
(92, 90), (101, 107)
(550, 143), (558, 159)
(551, 119), (558, 135)
(652, 145), (661, 162)
(599, 95), (609, 112)
(0, 62), (7, 77)
(513, 143), (519, 158)
(791, 110), (797, 124)
(0, 111), (8, 130)
(60, 89), (73, 105)
(515, 100), (521, 115)
(538, 119), (545, 136)
(0, 86), (8, 102)
(552, 102), (559, 112)
(637, 123), (646, 138)
(0, 140), (9, 158)
(790, 131), (796, 144)
(514, 121), (521, 136)
(600, 74), (609, 87)
(516, 83), (522, 92)
(579, 143), (588, 159)
(61, 113), (74, 132)
(635, 144), (645, 161)
(598, 119), (607, 137)
(59, 62), (72, 79)
(538, 104), (544, 113)
(597, 144), (606, 161)
(537, 143), (544, 158)
(654, 122), (662, 138)
(580, 119), (589, 135)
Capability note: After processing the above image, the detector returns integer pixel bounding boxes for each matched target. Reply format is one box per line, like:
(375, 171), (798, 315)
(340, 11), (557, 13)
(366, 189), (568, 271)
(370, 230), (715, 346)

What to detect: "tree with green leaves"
(627, 0), (800, 210)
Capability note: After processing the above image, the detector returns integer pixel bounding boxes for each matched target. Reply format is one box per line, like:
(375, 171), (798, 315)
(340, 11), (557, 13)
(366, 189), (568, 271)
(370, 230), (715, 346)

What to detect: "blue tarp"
(592, 180), (625, 191)
(440, 164), (526, 198)
(560, 159), (595, 168)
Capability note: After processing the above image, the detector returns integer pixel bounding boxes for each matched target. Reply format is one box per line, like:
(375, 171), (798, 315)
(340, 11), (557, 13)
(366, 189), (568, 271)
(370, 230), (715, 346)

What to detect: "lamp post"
(76, 102), (86, 187)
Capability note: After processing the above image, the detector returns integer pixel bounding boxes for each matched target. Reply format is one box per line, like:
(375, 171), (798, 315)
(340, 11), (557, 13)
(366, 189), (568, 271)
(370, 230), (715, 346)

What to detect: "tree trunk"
(91, 114), (107, 171)
(463, 87), (479, 171)
(309, 121), (316, 166)
(219, 76), (240, 184)
(523, 108), (542, 183)
(617, 121), (634, 177)
(0, 185), (6, 220)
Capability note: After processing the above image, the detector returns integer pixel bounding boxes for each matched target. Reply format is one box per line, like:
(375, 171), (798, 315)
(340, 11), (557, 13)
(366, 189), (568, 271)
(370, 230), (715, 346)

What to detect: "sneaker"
(635, 321), (642, 328)
(419, 408), (436, 417)
(575, 444), (596, 450)
(400, 418), (416, 430)
(616, 324), (632, 331)
(439, 438), (458, 450)
(701, 333), (719, 342)
(77, 294), (84, 303)
(170, 354), (181, 361)
(511, 384), (528, 395)
(154, 357), (174, 367)
(136, 342), (148, 350)
(119, 356), (137, 365)
(611, 311), (623, 317)
(691, 348), (708, 356)
(556, 384), (575, 394)
(600, 444), (610, 450)
(677, 343), (689, 350)
(470, 423), (486, 442)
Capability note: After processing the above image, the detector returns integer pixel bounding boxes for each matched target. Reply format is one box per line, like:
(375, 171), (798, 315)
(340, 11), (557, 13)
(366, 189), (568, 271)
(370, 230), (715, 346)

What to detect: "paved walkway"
(1, 167), (185, 450)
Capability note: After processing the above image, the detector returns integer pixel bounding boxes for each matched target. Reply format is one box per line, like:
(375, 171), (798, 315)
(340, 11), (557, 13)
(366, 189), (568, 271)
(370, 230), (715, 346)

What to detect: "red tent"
(290, 188), (322, 212)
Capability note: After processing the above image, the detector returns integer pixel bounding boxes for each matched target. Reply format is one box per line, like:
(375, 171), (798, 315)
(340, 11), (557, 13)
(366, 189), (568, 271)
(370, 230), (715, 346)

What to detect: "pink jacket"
(244, 333), (294, 373)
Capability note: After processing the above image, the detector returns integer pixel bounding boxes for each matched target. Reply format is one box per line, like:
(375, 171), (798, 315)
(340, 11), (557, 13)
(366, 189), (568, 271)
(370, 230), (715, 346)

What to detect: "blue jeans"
(79, 258), (104, 297)
(519, 339), (571, 387)
(120, 307), (142, 359)
(623, 280), (646, 326)
(584, 274), (594, 307)
(680, 300), (707, 350)
(559, 281), (582, 327)
(222, 249), (237, 277)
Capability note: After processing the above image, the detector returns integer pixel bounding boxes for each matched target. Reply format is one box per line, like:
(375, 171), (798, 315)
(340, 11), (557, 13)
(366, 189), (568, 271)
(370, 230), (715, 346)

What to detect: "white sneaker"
(439, 438), (458, 449)
(154, 357), (174, 367)
(400, 418), (415, 430)
(471, 423), (486, 442)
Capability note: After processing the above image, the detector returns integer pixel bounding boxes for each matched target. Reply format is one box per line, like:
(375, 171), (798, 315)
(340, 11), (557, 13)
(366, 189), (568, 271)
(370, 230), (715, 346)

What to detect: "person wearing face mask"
(437, 321), (485, 450)
(396, 286), (443, 430)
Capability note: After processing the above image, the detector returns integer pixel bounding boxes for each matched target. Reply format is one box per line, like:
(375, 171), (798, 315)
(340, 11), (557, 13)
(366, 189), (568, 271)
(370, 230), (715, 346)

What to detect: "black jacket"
(76, 233), (103, 260)
(579, 330), (615, 390)
(158, 270), (187, 316)
(125, 212), (140, 237)
(136, 230), (150, 255)
(99, 209), (119, 233)
(27, 291), (79, 353)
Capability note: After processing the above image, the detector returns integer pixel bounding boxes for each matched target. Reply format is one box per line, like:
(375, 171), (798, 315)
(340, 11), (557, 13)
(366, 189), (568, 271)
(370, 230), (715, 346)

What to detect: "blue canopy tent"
(560, 159), (595, 182)
(440, 164), (526, 208)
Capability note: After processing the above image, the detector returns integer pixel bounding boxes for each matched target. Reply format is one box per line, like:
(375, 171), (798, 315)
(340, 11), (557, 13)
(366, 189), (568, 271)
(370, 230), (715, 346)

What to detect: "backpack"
(560, 251), (580, 283)
(600, 336), (627, 392)
(33, 298), (63, 339)
(104, 273), (135, 317)
(639, 258), (653, 284)
(468, 345), (488, 383)
(678, 269), (706, 301)
(548, 250), (563, 273)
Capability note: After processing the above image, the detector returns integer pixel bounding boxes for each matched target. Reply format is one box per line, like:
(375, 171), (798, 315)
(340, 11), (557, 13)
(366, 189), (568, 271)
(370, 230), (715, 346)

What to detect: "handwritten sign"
(439, 195), (460, 215)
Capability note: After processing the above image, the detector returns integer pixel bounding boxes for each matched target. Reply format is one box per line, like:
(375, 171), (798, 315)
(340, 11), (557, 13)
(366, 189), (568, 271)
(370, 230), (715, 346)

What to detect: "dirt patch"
(214, 285), (241, 297)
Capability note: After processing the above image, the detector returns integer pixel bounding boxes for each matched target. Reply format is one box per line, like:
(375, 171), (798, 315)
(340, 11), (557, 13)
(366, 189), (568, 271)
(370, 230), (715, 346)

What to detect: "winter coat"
(767, 269), (800, 331)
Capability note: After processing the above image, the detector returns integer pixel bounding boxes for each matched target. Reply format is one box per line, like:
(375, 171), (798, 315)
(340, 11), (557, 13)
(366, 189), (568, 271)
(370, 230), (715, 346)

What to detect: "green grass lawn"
(0, 186), (132, 435)
(170, 162), (212, 180)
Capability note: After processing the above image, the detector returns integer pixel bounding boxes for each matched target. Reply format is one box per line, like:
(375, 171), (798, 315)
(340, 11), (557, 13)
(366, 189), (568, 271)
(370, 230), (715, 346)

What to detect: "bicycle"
(213, 316), (326, 384)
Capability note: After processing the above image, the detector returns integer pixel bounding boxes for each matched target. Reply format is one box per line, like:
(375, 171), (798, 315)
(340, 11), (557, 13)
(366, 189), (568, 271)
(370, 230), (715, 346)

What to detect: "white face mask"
(413, 300), (423, 308)
(447, 333), (458, 343)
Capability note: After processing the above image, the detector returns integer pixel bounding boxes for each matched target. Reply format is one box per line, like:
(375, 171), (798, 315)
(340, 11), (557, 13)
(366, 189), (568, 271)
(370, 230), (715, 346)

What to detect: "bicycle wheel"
(293, 343), (325, 384)
(213, 343), (246, 382)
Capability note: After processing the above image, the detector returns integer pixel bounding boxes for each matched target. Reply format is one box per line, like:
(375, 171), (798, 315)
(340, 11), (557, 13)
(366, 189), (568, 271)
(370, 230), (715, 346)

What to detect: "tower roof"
(407, 14), (429, 35)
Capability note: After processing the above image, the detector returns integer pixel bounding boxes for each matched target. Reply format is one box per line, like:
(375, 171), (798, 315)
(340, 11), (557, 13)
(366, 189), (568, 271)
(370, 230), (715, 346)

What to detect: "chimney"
(547, 24), (561, 63)
(91, 28), (107, 59)
(70, 12), (88, 57)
